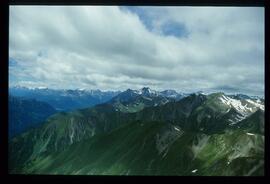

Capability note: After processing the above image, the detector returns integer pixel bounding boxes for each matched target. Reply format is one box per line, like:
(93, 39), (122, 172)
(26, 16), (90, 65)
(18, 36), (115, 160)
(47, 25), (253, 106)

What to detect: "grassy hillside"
(9, 93), (264, 176)
(18, 120), (264, 176)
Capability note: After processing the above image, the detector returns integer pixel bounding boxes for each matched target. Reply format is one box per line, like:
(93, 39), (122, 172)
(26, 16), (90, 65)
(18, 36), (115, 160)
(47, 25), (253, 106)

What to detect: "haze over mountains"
(9, 86), (121, 111)
(9, 96), (57, 138)
(9, 86), (264, 176)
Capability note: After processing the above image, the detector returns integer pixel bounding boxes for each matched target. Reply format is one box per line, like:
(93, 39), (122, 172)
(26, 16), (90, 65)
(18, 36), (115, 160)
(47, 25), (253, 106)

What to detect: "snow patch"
(235, 114), (245, 121)
(36, 86), (48, 89)
(219, 95), (264, 114)
(134, 90), (142, 95)
(219, 95), (265, 127)
(174, 127), (180, 131)
(246, 99), (264, 110)
(246, 132), (255, 136)
(219, 95), (250, 115)
(191, 169), (198, 173)
(256, 99), (261, 103)
(69, 117), (75, 144)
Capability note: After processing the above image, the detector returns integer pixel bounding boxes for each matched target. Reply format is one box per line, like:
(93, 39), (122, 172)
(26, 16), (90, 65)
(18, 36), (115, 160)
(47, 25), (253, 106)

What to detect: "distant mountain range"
(9, 96), (57, 138)
(9, 86), (121, 111)
(8, 87), (264, 176)
(8, 86), (187, 137)
(108, 87), (186, 113)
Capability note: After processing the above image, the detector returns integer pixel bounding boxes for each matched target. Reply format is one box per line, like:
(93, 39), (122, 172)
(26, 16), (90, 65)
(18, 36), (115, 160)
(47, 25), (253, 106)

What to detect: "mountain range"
(8, 87), (264, 176)
(9, 86), (121, 111)
(8, 87), (186, 137)
(108, 87), (186, 113)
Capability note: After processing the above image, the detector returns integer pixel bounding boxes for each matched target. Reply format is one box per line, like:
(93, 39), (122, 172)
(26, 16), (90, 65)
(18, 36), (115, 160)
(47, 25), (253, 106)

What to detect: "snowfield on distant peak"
(133, 90), (142, 95)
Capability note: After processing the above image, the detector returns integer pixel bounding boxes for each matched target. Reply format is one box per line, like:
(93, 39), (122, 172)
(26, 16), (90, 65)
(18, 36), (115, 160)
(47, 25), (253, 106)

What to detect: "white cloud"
(9, 6), (264, 95)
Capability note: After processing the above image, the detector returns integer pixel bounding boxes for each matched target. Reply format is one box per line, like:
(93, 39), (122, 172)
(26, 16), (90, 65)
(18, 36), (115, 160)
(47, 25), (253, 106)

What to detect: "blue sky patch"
(161, 21), (189, 38)
(121, 6), (154, 31)
(121, 6), (189, 38)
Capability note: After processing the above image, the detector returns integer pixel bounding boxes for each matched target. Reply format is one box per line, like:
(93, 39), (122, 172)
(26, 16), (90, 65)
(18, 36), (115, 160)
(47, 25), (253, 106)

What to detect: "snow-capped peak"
(140, 87), (158, 96)
(246, 99), (264, 111)
(133, 89), (142, 95)
(219, 95), (264, 115)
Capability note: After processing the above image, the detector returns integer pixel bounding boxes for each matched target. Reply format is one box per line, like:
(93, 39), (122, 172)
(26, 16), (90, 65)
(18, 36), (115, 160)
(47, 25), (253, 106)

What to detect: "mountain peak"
(141, 87), (150, 90)
(140, 87), (158, 96)
(141, 87), (151, 92)
(209, 92), (225, 98)
(194, 90), (208, 95)
(161, 89), (178, 95)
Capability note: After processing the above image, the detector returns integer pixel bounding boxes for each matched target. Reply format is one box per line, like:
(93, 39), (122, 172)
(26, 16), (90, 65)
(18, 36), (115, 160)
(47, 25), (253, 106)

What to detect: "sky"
(9, 6), (264, 96)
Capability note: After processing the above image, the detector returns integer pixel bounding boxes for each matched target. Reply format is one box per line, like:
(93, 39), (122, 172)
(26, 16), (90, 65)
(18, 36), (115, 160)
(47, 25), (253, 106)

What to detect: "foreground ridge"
(8, 90), (264, 176)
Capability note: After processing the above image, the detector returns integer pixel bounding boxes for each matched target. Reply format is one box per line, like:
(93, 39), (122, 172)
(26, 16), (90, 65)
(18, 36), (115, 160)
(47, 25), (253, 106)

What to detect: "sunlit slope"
(21, 120), (264, 176)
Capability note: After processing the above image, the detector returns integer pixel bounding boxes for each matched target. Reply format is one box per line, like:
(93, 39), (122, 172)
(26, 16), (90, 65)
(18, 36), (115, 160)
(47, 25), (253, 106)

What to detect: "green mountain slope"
(9, 92), (264, 175)
(9, 104), (135, 172)
(8, 93), (207, 172)
(17, 120), (264, 176)
(235, 109), (264, 135)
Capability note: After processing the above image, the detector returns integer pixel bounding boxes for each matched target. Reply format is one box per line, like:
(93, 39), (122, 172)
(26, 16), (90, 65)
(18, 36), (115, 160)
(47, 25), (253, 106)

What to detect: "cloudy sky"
(9, 6), (264, 96)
